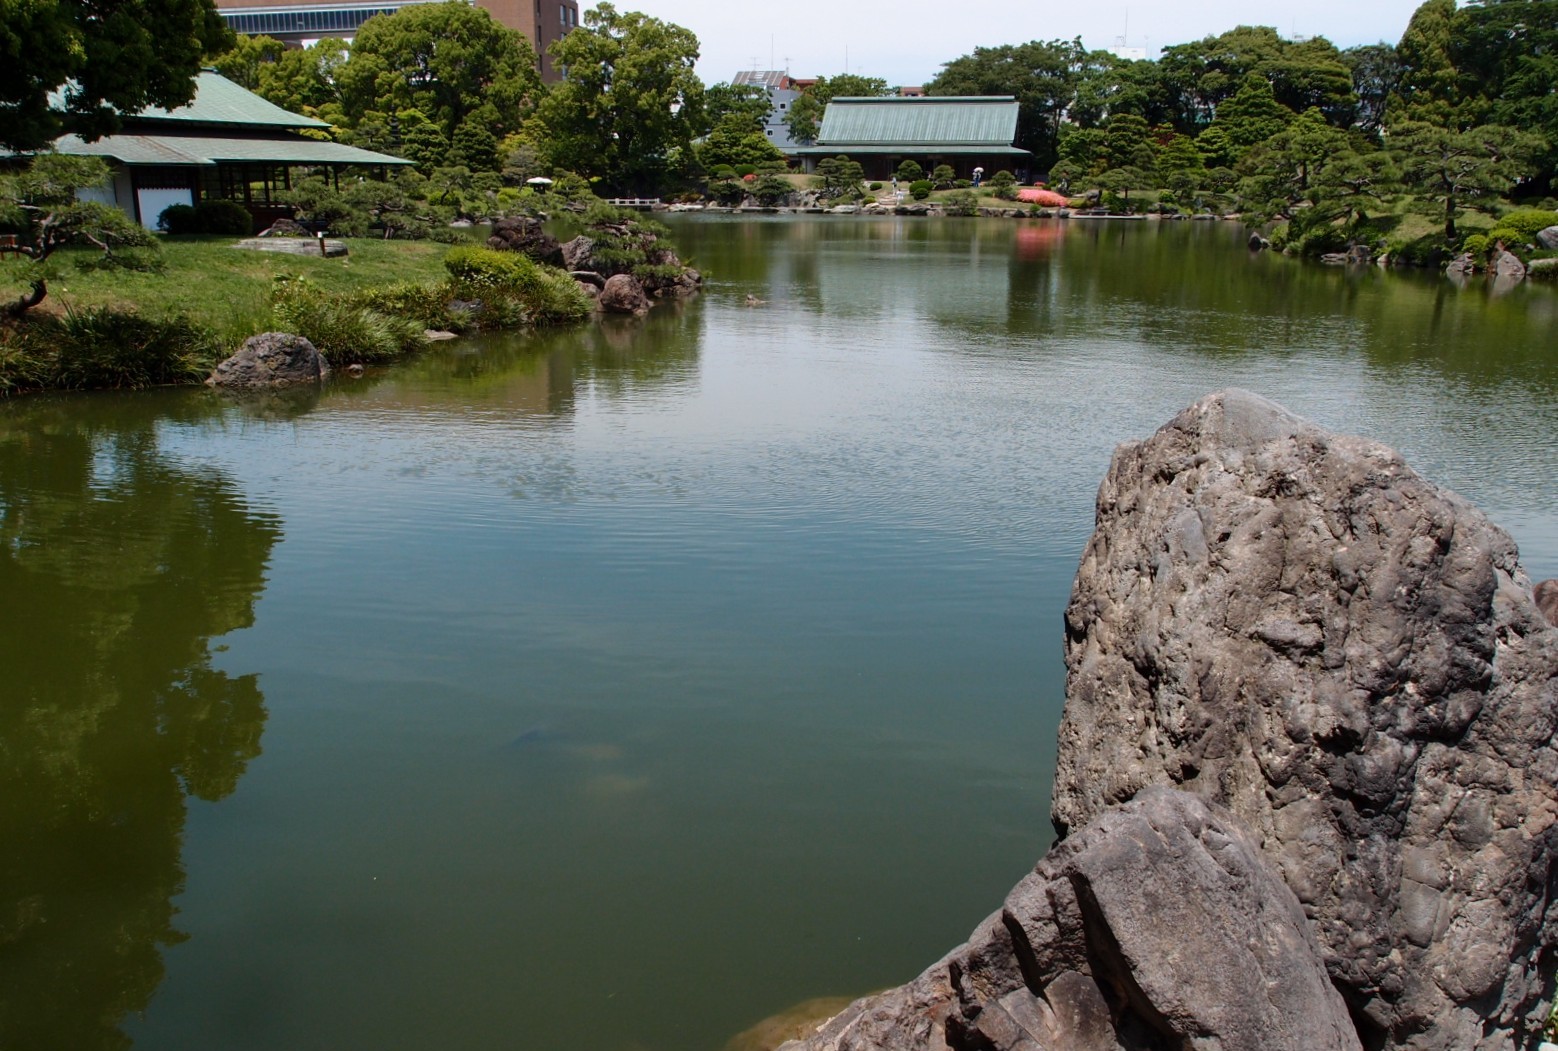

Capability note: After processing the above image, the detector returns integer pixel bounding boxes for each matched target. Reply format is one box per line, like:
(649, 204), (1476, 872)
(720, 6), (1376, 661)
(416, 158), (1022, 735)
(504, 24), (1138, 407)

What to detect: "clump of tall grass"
(443, 246), (592, 326)
(271, 275), (426, 366)
(350, 281), (467, 332)
(1, 307), (222, 392)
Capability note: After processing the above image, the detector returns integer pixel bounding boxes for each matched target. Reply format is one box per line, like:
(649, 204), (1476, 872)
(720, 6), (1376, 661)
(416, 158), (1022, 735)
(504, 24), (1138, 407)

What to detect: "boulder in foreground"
(780, 789), (1359, 1051)
(207, 332), (329, 388)
(1055, 389), (1558, 1050)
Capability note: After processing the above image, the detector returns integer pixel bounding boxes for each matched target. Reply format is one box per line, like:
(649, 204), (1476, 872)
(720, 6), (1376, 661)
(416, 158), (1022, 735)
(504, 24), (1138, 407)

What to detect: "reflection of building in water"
(0, 409), (280, 1051)
(805, 220), (1015, 326)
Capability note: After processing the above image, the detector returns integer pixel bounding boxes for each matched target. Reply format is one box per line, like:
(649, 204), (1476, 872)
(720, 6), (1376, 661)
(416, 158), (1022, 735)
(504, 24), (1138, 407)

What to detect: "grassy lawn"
(2, 235), (454, 344)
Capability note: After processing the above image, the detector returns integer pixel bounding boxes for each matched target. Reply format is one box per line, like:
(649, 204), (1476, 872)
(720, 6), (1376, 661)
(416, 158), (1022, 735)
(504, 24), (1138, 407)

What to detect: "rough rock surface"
(1446, 252), (1476, 274)
(780, 789), (1359, 1051)
(598, 274), (650, 314)
(1053, 389), (1558, 1050)
(233, 237), (347, 257)
(487, 216), (564, 266)
(1537, 225), (1558, 251)
(1537, 580), (1558, 626)
(561, 235), (596, 271)
(1492, 248), (1528, 279)
(207, 332), (329, 388)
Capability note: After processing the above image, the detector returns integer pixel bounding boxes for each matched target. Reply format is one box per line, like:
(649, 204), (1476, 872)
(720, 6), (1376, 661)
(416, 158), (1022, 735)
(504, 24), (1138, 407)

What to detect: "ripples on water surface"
(2, 217), (1555, 1051)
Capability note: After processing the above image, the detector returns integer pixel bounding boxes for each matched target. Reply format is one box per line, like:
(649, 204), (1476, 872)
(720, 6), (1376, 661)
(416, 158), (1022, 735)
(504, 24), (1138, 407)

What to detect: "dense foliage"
(0, 0), (232, 151)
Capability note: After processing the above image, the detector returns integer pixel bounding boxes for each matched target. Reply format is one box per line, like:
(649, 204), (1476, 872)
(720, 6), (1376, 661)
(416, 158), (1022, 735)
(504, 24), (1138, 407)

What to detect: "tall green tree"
(927, 39), (1087, 169)
(256, 38), (348, 116)
(532, 2), (704, 194)
(1389, 0), (1462, 127)
(1155, 26), (1355, 133)
(1206, 74), (1293, 157)
(335, 1), (540, 168)
(0, 0), (232, 151)
(782, 74), (891, 146)
(1070, 52), (1171, 129)
(210, 34), (285, 91)
(1392, 121), (1540, 241)
(1343, 43), (1402, 139)
(1236, 108), (1349, 221)
(702, 81), (772, 134)
(699, 116), (785, 170)
(1453, 0), (1558, 186)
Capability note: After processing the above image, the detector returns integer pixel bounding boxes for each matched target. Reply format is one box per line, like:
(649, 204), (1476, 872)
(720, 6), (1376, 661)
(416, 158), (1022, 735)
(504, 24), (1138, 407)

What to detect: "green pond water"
(3, 216), (1556, 1051)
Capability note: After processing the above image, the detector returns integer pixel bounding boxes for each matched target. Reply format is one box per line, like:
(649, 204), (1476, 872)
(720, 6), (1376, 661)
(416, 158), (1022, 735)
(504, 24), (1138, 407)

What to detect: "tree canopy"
(0, 0), (232, 151)
(334, 1), (540, 163)
(532, 2), (704, 193)
(927, 39), (1087, 169)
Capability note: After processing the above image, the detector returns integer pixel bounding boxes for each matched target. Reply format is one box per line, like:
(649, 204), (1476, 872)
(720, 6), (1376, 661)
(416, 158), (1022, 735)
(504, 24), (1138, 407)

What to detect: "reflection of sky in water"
(113, 216), (1558, 1051)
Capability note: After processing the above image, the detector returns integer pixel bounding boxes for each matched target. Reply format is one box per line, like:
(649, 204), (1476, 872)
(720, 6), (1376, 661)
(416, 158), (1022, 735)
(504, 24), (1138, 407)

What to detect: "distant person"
(972, 166), (984, 187)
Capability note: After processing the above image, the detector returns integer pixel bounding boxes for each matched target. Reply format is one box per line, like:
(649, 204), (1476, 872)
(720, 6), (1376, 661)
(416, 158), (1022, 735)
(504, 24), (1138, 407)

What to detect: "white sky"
(639, 0), (1427, 88)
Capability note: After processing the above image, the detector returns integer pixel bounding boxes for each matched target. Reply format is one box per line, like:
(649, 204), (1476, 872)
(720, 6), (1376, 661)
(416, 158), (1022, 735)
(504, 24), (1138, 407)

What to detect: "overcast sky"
(640, 0), (1426, 88)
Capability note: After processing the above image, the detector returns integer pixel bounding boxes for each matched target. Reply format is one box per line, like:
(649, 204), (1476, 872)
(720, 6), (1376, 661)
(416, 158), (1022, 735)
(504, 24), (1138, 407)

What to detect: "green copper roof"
(51, 132), (413, 167)
(134, 71), (332, 129)
(816, 97), (1021, 147)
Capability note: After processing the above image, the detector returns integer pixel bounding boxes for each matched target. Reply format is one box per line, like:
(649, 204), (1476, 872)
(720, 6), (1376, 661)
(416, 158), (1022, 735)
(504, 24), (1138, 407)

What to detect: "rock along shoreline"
(778, 389), (1558, 1051)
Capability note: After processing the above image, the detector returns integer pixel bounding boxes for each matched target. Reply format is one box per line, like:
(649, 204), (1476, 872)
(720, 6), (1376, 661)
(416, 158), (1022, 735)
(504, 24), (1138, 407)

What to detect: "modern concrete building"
(731, 70), (802, 152)
(215, 0), (579, 81)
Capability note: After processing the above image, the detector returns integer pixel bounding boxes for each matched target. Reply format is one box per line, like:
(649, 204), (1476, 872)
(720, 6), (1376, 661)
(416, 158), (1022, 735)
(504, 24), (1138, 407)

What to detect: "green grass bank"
(0, 236), (593, 396)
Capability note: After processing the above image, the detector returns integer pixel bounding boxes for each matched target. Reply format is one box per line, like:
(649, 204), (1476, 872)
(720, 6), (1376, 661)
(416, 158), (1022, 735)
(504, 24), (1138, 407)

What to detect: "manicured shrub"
(1487, 209), (1558, 243)
(707, 179), (747, 206)
(158, 204), (199, 235)
(990, 170), (1018, 201)
(895, 160), (924, 183)
(750, 174), (793, 207)
(931, 164), (956, 188)
(910, 179), (933, 200)
(194, 199), (254, 235)
(869, 182), (883, 191)
(1461, 233), (1492, 259)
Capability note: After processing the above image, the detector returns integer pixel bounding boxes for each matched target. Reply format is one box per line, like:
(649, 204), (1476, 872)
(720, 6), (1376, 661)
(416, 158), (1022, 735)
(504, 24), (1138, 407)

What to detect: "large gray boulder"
(780, 789), (1359, 1051)
(598, 273), (650, 314)
(1492, 248), (1528, 279)
(207, 332), (329, 388)
(1536, 225), (1558, 251)
(1054, 389), (1558, 1050)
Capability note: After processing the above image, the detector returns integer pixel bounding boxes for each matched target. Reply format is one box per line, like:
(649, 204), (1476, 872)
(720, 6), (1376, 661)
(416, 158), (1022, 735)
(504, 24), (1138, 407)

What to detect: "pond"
(3, 216), (1556, 1051)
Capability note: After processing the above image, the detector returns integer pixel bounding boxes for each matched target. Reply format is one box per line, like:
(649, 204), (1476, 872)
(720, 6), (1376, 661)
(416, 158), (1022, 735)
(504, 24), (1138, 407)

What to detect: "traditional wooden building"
(35, 71), (412, 231)
(791, 96), (1031, 182)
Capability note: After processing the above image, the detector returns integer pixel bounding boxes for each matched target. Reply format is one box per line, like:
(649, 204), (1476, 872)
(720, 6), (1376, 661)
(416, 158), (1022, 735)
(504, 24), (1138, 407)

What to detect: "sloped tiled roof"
(50, 131), (413, 166)
(134, 71), (332, 129)
(816, 96), (1020, 147)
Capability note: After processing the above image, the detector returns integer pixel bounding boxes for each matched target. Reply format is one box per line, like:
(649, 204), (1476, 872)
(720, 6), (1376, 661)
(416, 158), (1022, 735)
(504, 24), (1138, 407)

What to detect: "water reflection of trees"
(0, 398), (279, 1051)
(321, 298), (705, 419)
